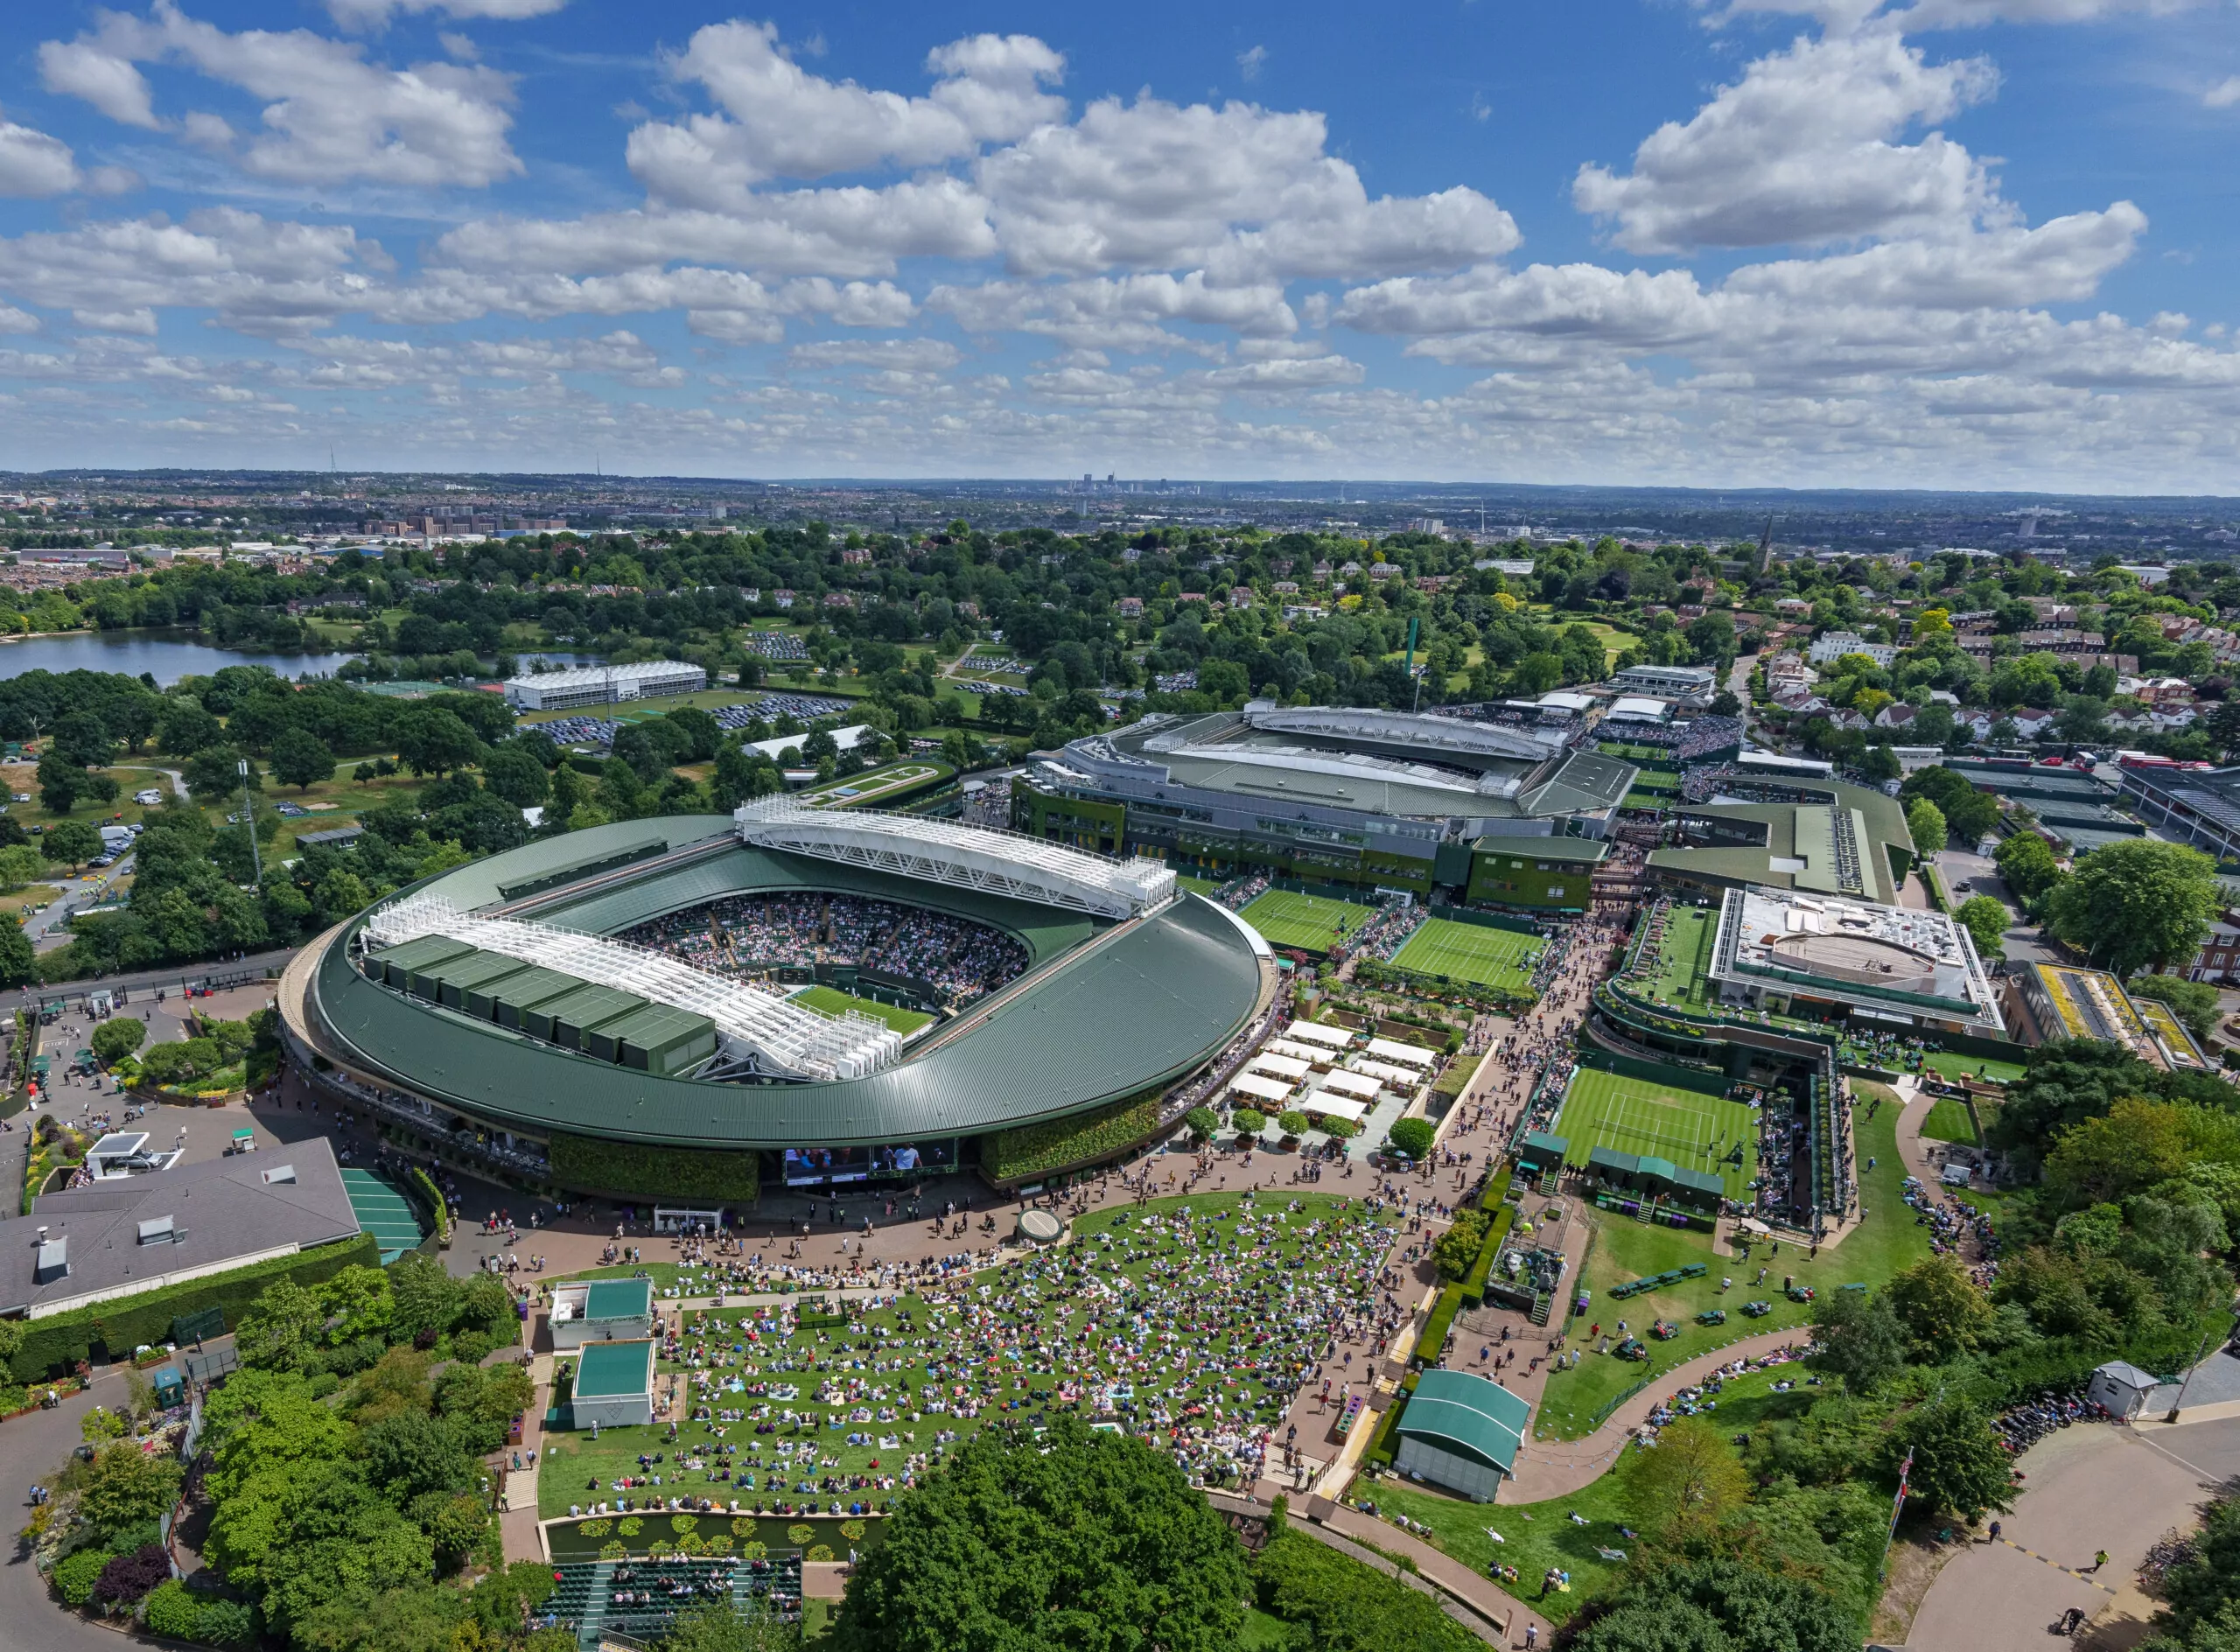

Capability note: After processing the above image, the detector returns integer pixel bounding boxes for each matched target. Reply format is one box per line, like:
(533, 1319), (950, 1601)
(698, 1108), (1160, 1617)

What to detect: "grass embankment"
(1531, 1093), (1928, 1438)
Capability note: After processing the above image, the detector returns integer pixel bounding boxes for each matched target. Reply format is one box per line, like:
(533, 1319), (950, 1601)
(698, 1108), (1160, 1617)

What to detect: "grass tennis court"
(792, 984), (935, 1035)
(1390, 917), (1540, 990)
(1551, 1067), (1759, 1200)
(1238, 889), (1377, 952)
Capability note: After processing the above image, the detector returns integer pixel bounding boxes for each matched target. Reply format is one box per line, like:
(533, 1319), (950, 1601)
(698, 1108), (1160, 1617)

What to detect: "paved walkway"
(1504, 1328), (1810, 1502)
(1908, 1418), (2239, 1652)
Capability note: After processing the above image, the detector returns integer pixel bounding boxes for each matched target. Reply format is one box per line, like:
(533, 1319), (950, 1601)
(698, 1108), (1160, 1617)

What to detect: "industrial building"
(1014, 704), (1635, 899)
(2007, 961), (2209, 1069)
(2111, 760), (2240, 861)
(502, 661), (707, 710)
(1708, 886), (2006, 1038)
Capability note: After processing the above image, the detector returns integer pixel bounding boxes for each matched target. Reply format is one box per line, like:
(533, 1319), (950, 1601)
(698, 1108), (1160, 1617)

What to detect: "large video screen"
(780, 1140), (956, 1185)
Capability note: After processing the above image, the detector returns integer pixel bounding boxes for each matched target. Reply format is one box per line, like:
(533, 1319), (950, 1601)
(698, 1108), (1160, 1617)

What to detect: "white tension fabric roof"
(363, 895), (901, 1082)
(733, 798), (1175, 920)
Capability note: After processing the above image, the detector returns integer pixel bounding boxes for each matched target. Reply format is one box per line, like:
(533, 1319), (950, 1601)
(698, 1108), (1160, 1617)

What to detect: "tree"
(1896, 1394), (2015, 1522)
(2047, 838), (2221, 976)
(1572, 1554), (1858, 1652)
(36, 750), (89, 813)
(831, 1418), (1247, 1652)
(0, 915), (33, 987)
(2128, 972), (2222, 1045)
(79, 1442), (186, 1536)
(392, 708), (483, 779)
(1276, 1108), (1310, 1138)
(481, 742), (551, 808)
(658, 1604), (802, 1652)
(0, 842), (44, 890)
(1388, 1116), (1436, 1160)
(1250, 1528), (1479, 1651)
(1621, 1416), (1751, 1535)
(91, 1017), (145, 1065)
(185, 744), (257, 802)
(1884, 1256), (1992, 1362)
(1811, 1287), (1907, 1395)
(1184, 1105), (1217, 1143)
(44, 818), (101, 869)
(1905, 798), (1948, 858)
(1231, 1107), (1266, 1136)
(1995, 830), (2062, 903)
(234, 1278), (328, 1371)
(1954, 895), (2009, 961)
(270, 725), (337, 791)
(1432, 1208), (1489, 1281)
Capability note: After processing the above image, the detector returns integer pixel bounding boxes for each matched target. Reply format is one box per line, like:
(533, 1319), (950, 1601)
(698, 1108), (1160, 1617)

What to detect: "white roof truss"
(733, 798), (1174, 920)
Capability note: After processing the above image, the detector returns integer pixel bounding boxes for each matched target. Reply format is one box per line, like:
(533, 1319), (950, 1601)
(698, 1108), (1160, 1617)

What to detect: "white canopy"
(1314, 1069), (1382, 1101)
(1284, 1020), (1354, 1050)
(1366, 1036), (1438, 1068)
(1247, 1053), (1312, 1082)
(1263, 1038), (1330, 1066)
(1228, 1073), (1296, 1105)
(1298, 1093), (1369, 1123)
(1349, 1058), (1421, 1087)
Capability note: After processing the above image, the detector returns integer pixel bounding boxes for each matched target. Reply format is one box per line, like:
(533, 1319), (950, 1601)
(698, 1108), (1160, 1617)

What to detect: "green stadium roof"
(304, 817), (1267, 1150)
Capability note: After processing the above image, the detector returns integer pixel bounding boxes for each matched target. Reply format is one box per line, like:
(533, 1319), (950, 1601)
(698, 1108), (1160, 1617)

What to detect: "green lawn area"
(1552, 1067), (1759, 1200)
(1531, 1091), (1928, 1439)
(1641, 904), (1717, 1007)
(790, 984), (934, 1036)
(1918, 1098), (1978, 1145)
(541, 1191), (1392, 1519)
(1390, 917), (1542, 991)
(1175, 874), (1226, 898)
(1620, 790), (1674, 812)
(1923, 1051), (2025, 1085)
(1359, 1361), (1823, 1624)
(1239, 888), (1378, 952)
(794, 761), (953, 808)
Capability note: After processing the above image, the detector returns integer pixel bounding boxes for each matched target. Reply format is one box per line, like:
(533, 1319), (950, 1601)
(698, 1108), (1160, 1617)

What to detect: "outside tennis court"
(1390, 917), (1540, 990)
(1238, 888), (1376, 952)
(1552, 1067), (1759, 1200)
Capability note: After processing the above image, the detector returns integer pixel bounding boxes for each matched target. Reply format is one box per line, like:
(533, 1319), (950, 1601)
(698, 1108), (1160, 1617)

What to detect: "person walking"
(2092, 1549), (2109, 1573)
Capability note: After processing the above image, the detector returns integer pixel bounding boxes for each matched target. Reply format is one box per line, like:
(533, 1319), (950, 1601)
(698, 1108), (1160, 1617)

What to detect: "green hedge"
(1413, 1282), (1466, 1370)
(1459, 1203), (1517, 1309)
(982, 1088), (1163, 1184)
(410, 1166), (451, 1244)
(10, 1231), (379, 1382)
(549, 1134), (760, 1204)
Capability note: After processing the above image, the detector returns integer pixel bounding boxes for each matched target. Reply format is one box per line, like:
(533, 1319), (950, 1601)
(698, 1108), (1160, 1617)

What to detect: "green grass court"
(1389, 917), (1539, 990)
(1238, 888), (1376, 952)
(1551, 1068), (1759, 1201)
(340, 1168), (427, 1264)
(791, 984), (934, 1035)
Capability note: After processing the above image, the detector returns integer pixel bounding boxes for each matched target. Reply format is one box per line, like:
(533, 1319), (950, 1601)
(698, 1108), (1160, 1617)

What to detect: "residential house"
(1117, 596), (1144, 619)
(1872, 703), (1922, 732)
(772, 589), (795, 609)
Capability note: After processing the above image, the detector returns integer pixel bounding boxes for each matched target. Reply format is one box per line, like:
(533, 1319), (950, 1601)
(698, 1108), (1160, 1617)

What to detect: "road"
(0, 948), (299, 1018)
(24, 852), (136, 950)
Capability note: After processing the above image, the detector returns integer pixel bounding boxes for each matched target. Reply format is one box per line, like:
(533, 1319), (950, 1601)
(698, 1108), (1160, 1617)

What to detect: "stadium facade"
(278, 812), (1273, 1204)
(1012, 705), (1636, 903)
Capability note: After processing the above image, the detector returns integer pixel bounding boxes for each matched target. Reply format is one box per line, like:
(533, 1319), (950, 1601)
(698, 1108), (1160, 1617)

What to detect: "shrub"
(1319, 1116), (1358, 1140)
(740, 1540), (768, 1559)
(1387, 1116), (1436, 1160)
(93, 1544), (171, 1610)
(787, 1524), (815, 1545)
(1276, 1110), (1309, 1138)
(703, 1536), (733, 1557)
(839, 1520), (866, 1541)
(808, 1543), (834, 1562)
(143, 1579), (254, 1646)
(1232, 1109), (1266, 1136)
(52, 1546), (116, 1609)
(1183, 1105), (1217, 1143)
(598, 1540), (627, 1561)
(576, 1518), (612, 1538)
(670, 1514), (697, 1535)
(648, 1541), (675, 1558)
(616, 1517), (642, 1536)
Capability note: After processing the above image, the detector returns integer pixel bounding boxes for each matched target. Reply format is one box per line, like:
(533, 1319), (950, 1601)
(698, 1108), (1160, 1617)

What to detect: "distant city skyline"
(0, 1), (2236, 489)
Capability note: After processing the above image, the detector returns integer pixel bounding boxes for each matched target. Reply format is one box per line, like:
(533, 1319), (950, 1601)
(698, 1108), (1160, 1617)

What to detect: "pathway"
(1503, 1327), (1810, 1502)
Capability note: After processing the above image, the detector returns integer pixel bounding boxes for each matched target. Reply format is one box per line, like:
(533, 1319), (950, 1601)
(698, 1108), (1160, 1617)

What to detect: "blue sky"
(0, 0), (2236, 489)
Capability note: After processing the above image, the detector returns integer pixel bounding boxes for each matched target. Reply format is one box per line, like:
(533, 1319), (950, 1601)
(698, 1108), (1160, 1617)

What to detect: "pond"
(0, 631), (358, 685)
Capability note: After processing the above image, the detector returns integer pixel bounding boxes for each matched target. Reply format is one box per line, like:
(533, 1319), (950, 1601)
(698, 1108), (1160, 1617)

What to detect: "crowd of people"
(1635, 1341), (1814, 1446)
(1902, 1174), (2003, 1286)
(621, 893), (1030, 1010)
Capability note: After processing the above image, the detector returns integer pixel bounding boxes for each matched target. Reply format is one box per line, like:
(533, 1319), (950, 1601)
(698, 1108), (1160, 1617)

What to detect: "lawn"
(1923, 1051), (2025, 1086)
(1641, 905), (1717, 1008)
(540, 1191), (1393, 1519)
(790, 984), (934, 1036)
(1551, 1068), (1759, 1200)
(0, 883), (60, 920)
(1175, 874), (1226, 898)
(1530, 1091), (1929, 1438)
(1239, 889), (1378, 952)
(1917, 1097), (1978, 1145)
(794, 761), (952, 808)
(1357, 1361), (1824, 1624)
(1390, 918), (1541, 991)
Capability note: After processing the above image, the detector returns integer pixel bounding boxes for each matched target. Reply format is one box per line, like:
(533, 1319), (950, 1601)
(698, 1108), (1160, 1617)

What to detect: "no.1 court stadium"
(281, 808), (1273, 1205)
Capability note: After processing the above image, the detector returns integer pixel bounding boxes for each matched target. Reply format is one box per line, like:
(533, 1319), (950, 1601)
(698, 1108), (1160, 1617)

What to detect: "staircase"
(1530, 1291), (1552, 1327)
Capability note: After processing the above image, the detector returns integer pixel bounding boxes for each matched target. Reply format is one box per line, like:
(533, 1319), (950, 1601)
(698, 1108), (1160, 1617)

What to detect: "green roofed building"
(1518, 1131), (1569, 1173)
(570, 1339), (654, 1428)
(550, 1276), (654, 1348)
(1393, 1368), (1531, 1502)
(1587, 1145), (1640, 1187)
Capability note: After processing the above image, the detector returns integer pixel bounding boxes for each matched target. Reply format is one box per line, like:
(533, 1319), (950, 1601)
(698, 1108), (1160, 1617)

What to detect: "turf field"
(1551, 1067), (1759, 1200)
(1918, 1097), (1978, 1144)
(1238, 888), (1376, 952)
(791, 984), (935, 1035)
(1390, 917), (1539, 990)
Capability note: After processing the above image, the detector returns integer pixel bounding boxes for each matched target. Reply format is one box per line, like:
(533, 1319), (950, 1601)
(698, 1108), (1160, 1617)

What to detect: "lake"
(0, 634), (606, 687)
(0, 631), (358, 686)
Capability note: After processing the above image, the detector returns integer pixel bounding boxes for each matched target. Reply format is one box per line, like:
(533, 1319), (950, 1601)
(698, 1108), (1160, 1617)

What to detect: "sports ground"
(1551, 1067), (1760, 1200)
(1238, 888), (1376, 952)
(790, 984), (935, 1035)
(1390, 916), (1539, 990)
